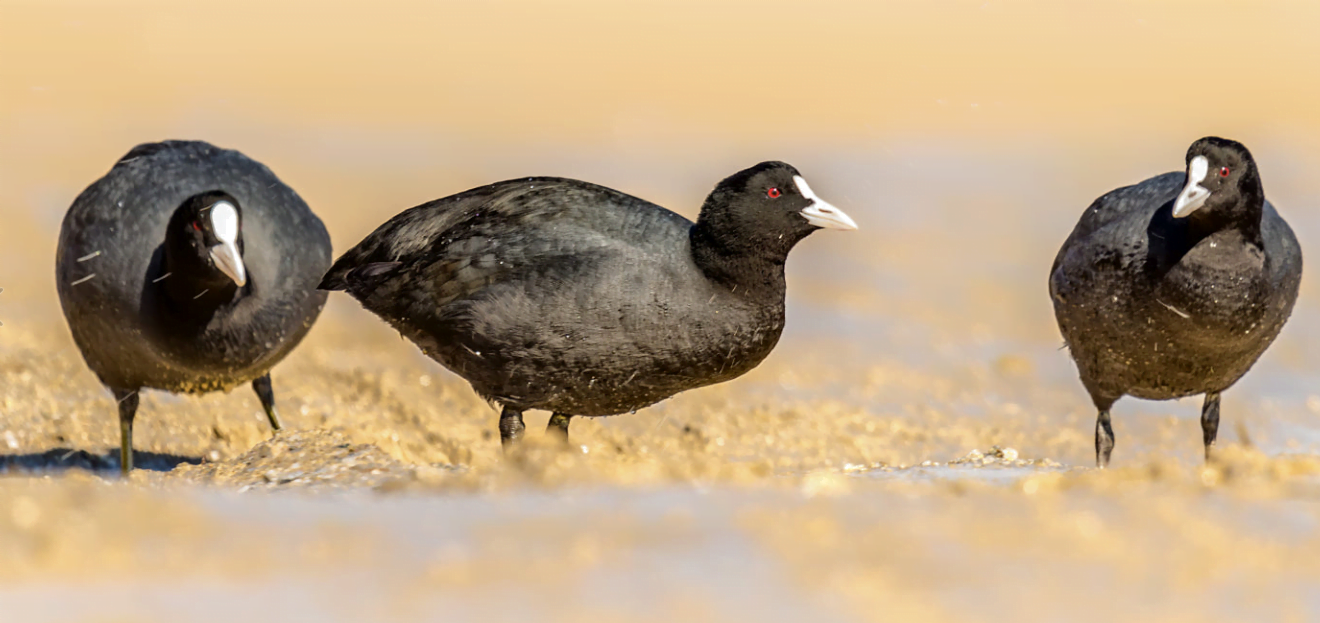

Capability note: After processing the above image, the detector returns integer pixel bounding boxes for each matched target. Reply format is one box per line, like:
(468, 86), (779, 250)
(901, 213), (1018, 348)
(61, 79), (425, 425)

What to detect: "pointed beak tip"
(831, 218), (860, 231)
(801, 201), (859, 231)
(1172, 187), (1209, 219)
(210, 243), (247, 287)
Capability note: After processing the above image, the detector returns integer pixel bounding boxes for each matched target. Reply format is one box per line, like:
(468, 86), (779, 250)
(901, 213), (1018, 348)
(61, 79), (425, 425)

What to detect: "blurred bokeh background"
(3, 1), (1320, 622)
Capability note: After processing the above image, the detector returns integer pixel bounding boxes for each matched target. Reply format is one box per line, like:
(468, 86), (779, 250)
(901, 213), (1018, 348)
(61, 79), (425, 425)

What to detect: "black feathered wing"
(321, 177), (696, 310)
(1049, 172), (1183, 303)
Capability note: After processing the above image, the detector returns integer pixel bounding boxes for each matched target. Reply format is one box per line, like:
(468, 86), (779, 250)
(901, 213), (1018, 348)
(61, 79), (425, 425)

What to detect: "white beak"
(1173, 155), (1211, 218)
(207, 201), (246, 286)
(793, 175), (858, 231)
(210, 241), (247, 286)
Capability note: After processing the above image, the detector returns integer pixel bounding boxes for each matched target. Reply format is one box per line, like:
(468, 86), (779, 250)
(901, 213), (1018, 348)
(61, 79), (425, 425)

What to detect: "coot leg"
(1095, 410), (1115, 469)
(1201, 392), (1221, 462)
(547, 412), (573, 443)
(252, 373), (283, 432)
(114, 388), (140, 474)
(499, 405), (525, 447)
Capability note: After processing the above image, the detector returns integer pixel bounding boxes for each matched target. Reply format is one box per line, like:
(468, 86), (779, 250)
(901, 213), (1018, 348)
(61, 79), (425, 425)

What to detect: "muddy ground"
(2, 294), (1319, 623)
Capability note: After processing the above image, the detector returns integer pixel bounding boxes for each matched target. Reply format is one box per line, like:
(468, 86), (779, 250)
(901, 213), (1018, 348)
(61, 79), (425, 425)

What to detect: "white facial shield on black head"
(208, 201), (247, 286)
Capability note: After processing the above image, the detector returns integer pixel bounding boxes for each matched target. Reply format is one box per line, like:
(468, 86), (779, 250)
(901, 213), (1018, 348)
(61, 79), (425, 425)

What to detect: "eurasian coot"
(321, 161), (856, 447)
(56, 140), (332, 473)
(1049, 137), (1301, 467)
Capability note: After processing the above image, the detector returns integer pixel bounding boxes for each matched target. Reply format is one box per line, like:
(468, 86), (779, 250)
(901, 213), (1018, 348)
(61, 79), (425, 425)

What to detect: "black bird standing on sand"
(56, 140), (332, 473)
(321, 162), (857, 447)
(1050, 137), (1301, 467)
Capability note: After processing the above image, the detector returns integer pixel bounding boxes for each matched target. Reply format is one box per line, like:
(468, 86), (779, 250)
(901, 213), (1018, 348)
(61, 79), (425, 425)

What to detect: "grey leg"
(251, 373), (283, 432)
(1095, 409), (1115, 469)
(114, 388), (140, 475)
(547, 412), (573, 443)
(1201, 392), (1221, 462)
(499, 405), (525, 448)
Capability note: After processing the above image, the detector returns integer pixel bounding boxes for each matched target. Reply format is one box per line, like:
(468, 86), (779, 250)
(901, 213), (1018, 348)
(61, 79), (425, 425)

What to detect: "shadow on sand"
(0, 448), (201, 474)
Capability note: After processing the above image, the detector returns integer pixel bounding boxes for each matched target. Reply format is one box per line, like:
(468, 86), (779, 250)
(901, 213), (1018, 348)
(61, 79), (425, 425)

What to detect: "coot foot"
(252, 373), (283, 432)
(1201, 392), (1221, 462)
(499, 406), (525, 448)
(547, 412), (572, 443)
(1095, 409), (1115, 469)
(114, 388), (140, 475)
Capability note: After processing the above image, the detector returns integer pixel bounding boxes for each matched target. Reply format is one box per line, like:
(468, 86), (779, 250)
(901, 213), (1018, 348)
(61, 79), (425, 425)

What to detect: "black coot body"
(1050, 137), (1301, 467)
(56, 140), (332, 472)
(321, 162), (857, 446)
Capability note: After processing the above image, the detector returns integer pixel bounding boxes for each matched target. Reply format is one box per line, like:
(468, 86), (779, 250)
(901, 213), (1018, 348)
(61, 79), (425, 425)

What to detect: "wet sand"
(3, 1), (1320, 621)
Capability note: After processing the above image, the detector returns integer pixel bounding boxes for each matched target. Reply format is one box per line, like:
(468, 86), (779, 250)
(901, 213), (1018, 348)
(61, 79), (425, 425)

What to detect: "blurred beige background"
(6, 0), (1320, 143)
(4, 0), (1319, 236)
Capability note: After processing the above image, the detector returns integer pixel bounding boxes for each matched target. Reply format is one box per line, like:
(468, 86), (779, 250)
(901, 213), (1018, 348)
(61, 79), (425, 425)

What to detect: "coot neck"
(1186, 174), (1265, 246)
(689, 221), (798, 301)
(159, 241), (245, 321)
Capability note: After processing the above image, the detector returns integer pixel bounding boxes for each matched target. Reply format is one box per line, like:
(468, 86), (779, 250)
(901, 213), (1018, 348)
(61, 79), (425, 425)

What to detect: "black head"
(690, 162), (856, 292)
(164, 190), (248, 289)
(1172, 137), (1264, 223)
(696, 161), (857, 252)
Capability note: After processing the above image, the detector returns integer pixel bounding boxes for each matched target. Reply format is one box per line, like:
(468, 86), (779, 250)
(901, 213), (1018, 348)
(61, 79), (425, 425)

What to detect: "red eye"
(767, 187), (781, 199)
(191, 221), (201, 232)
(1219, 167), (1231, 178)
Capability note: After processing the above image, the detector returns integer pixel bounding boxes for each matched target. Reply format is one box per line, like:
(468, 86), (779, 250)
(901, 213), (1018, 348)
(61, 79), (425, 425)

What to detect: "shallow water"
(4, 1), (1320, 621)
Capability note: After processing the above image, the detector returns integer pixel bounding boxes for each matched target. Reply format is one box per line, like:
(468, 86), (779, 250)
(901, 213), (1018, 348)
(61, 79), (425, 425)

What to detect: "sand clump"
(171, 429), (456, 491)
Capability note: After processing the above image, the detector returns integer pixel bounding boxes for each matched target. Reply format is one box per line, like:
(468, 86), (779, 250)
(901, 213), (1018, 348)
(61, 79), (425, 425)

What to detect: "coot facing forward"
(321, 162), (857, 446)
(57, 140), (332, 473)
(1050, 137), (1302, 467)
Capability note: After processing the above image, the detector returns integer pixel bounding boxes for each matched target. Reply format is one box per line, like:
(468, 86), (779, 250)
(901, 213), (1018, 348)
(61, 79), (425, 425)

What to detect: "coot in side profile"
(56, 140), (332, 473)
(1049, 137), (1301, 467)
(320, 161), (857, 447)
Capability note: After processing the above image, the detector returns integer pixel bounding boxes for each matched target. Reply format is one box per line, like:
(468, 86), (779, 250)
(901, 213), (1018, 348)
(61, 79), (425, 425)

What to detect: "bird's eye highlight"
(1219, 167), (1231, 178)
(767, 187), (781, 199)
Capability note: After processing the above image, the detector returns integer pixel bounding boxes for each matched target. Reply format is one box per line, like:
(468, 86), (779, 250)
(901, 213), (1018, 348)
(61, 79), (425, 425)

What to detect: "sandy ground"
(4, 1), (1320, 621)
